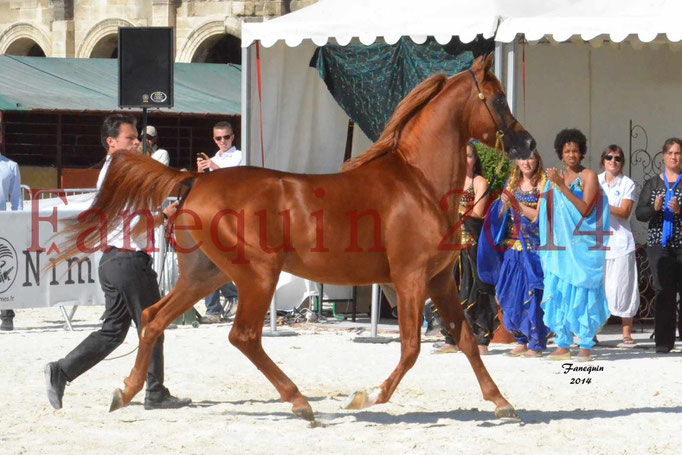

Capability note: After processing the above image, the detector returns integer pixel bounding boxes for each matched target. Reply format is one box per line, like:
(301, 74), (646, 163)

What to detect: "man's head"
(213, 120), (234, 153)
(101, 114), (139, 155)
(145, 125), (159, 147)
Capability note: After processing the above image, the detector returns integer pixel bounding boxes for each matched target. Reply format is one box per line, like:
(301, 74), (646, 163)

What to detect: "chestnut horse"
(59, 55), (534, 421)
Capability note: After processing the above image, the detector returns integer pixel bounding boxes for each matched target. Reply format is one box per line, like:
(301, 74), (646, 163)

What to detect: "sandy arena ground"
(1, 305), (681, 455)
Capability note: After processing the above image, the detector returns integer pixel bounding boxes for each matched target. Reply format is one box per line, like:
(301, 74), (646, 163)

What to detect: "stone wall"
(0, 0), (308, 61)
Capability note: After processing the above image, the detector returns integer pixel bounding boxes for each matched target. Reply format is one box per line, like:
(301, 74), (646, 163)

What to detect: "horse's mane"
(341, 73), (449, 172)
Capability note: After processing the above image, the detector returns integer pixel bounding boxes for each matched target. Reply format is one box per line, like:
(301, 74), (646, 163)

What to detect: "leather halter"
(468, 69), (511, 151)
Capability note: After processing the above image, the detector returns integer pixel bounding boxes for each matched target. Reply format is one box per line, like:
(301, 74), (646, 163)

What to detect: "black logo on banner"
(0, 237), (18, 294)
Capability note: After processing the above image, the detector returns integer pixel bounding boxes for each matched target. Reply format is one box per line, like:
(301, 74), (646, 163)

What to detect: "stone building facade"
(0, 0), (318, 62)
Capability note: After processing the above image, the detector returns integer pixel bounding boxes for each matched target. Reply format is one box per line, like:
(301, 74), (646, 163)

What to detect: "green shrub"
(473, 141), (512, 193)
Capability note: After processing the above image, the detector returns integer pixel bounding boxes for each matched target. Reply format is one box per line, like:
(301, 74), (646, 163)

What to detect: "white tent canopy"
(242, 0), (682, 48)
(242, 0), (499, 48)
(496, 0), (682, 43)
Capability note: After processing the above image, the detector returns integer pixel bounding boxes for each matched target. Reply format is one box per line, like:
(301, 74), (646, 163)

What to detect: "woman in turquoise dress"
(539, 129), (610, 362)
(478, 150), (549, 357)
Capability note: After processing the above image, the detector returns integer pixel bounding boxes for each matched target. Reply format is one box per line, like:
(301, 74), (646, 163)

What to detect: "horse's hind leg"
(427, 267), (517, 419)
(345, 274), (425, 410)
(109, 276), (210, 411)
(227, 270), (314, 421)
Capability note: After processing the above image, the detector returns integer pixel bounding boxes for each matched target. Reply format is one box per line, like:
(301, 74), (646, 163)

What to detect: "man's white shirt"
(0, 154), (23, 211)
(151, 147), (170, 166)
(97, 155), (152, 251)
(211, 146), (243, 169)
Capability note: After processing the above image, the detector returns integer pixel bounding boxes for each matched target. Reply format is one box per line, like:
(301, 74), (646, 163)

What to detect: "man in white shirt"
(196, 121), (241, 323)
(45, 114), (190, 411)
(197, 120), (244, 171)
(0, 122), (23, 331)
(143, 125), (170, 166)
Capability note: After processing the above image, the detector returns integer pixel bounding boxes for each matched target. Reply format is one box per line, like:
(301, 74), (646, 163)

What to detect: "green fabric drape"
(312, 37), (492, 141)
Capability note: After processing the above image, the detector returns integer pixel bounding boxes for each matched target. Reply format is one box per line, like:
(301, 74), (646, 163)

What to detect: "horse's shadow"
(165, 396), (682, 427)
(343, 405), (682, 427)
(137, 395), (329, 409)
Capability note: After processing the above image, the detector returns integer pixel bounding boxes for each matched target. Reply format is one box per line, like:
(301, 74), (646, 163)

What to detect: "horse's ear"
(484, 53), (494, 72)
(471, 55), (485, 72)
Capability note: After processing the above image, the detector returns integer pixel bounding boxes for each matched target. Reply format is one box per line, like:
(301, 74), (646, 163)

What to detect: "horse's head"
(466, 55), (535, 160)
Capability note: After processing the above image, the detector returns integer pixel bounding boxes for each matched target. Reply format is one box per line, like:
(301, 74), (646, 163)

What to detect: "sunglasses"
(214, 134), (233, 142)
(604, 155), (623, 163)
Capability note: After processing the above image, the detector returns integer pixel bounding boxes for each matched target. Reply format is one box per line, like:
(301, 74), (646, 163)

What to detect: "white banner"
(0, 194), (104, 310)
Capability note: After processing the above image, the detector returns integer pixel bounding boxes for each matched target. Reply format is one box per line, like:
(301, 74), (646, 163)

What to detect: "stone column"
(152, 0), (177, 27)
(51, 20), (74, 57)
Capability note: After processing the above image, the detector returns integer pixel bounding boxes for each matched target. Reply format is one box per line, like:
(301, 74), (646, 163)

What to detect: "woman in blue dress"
(478, 150), (549, 357)
(540, 129), (610, 362)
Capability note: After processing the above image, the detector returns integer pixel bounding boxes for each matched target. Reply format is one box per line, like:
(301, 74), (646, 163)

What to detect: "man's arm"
(10, 163), (22, 211)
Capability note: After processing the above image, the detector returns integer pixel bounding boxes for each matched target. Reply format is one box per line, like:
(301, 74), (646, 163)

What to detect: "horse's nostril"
(527, 137), (536, 151)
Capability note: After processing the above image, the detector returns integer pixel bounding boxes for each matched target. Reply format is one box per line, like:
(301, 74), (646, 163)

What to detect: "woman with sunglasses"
(598, 145), (640, 348)
(635, 138), (682, 354)
(539, 128), (610, 362)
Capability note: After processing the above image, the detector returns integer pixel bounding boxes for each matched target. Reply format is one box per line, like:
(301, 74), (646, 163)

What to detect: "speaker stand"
(141, 107), (148, 156)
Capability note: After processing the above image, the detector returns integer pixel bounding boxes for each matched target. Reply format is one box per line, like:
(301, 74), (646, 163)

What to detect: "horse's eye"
(495, 96), (507, 106)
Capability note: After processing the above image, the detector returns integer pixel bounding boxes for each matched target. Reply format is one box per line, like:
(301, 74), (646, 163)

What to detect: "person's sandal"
(507, 345), (528, 357)
(431, 342), (458, 354)
(617, 336), (637, 348)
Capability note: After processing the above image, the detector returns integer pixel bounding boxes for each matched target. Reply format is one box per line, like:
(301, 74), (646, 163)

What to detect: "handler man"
(45, 114), (191, 410)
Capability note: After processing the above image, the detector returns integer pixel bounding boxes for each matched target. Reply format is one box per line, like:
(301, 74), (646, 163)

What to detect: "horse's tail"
(55, 152), (199, 263)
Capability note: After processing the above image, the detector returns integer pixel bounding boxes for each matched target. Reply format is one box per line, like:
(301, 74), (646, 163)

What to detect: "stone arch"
(0, 22), (51, 56)
(177, 17), (241, 63)
(78, 18), (135, 58)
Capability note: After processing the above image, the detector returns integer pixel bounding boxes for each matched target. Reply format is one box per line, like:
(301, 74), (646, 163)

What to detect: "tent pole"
(241, 44), (251, 166)
(56, 114), (62, 189)
(141, 107), (148, 156)
(494, 42), (504, 85)
(505, 40), (516, 117)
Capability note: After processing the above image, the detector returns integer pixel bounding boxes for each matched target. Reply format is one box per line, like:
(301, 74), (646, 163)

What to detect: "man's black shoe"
(656, 346), (672, 354)
(44, 362), (67, 410)
(144, 394), (192, 410)
(0, 317), (13, 331)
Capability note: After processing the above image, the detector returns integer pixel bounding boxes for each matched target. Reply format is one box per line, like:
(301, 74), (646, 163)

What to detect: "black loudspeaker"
(118, 27), (174, 108)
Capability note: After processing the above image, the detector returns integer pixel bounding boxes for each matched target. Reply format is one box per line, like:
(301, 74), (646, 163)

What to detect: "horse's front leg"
(109, 277), (204, 411)
(427, 266), (517, 419)
(226, 268), (314, 422)
(344, 273), (425, 410)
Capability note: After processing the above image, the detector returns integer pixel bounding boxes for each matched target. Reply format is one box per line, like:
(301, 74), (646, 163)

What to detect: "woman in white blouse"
(598, 145), (640, 347)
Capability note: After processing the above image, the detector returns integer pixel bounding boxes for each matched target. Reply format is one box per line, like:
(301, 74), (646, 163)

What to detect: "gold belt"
(503, 239), (533, 251)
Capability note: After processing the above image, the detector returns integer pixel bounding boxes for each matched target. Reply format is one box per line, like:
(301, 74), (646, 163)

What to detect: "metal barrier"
(20, 185), (97, 201)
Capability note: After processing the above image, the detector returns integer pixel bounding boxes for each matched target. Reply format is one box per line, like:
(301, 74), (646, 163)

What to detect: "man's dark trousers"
(57, 248), (167, 401)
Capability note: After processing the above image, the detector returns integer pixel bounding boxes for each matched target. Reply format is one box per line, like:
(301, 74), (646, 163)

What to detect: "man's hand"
(163, 200), (180, 221)
(197, 157), (213, 172)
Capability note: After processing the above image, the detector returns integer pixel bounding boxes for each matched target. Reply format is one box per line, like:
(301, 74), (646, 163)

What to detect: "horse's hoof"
(343, 388), (380, 410)
(494, 405), (519, 420)
(292, 405), (315, 422)
(109, 388), (126, 413)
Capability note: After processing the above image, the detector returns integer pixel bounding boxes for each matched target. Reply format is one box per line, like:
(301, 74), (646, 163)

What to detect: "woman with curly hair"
(478, 149), (550, 357)
(539, 128), (610, 362)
